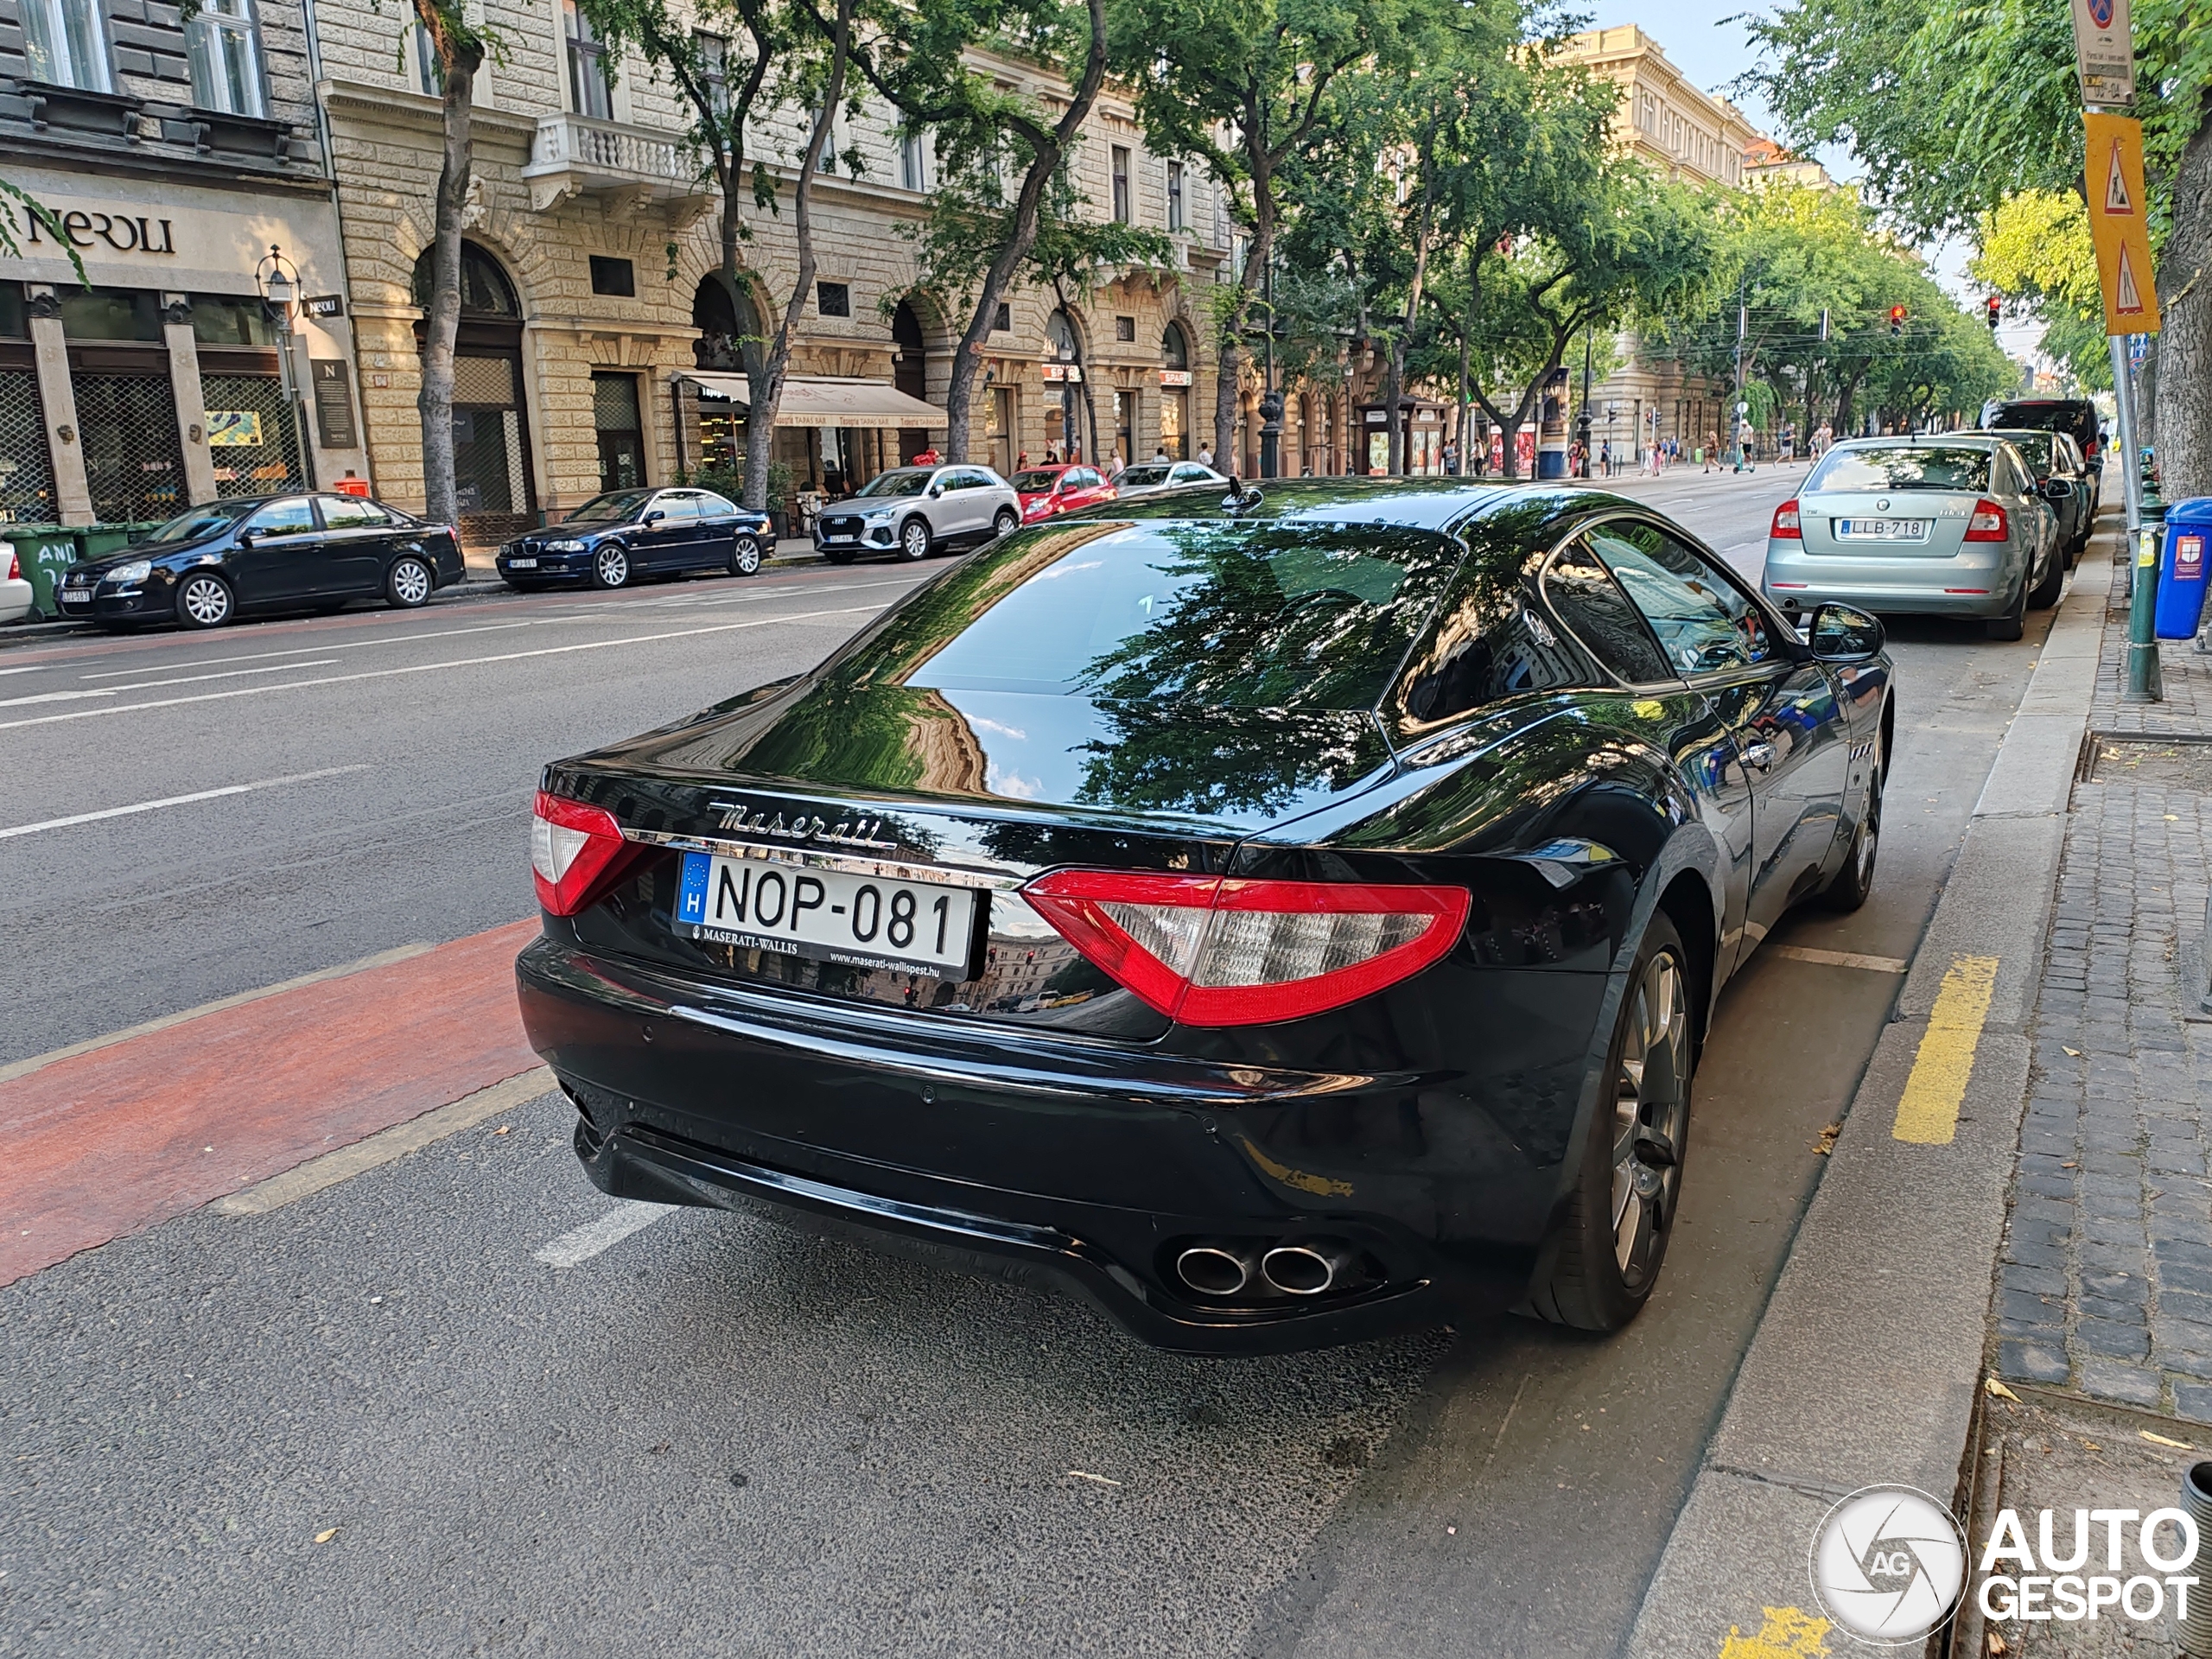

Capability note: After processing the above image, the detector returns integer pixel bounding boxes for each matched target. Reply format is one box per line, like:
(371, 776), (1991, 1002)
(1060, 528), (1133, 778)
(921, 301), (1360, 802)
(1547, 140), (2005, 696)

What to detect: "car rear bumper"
(515, 932), (1576, 1352)
(1762, 539), (2024, 618)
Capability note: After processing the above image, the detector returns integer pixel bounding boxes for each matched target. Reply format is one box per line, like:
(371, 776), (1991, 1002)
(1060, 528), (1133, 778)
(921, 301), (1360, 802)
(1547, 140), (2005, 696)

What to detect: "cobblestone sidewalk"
(1996, 548), (2212, 1418)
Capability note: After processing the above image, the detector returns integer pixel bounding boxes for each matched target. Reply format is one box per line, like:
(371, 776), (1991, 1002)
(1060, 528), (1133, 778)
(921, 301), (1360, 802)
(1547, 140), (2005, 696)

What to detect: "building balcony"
(521, 112), (713, 215)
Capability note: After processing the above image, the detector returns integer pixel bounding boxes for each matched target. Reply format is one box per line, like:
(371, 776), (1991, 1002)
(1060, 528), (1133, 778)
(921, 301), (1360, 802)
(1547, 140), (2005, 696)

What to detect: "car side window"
(319, 496), (391, 531)
(652, 493), (698, 521)
(696, 492), (738, 516)
(1542, 540), (1675, 684)
(1588, 520), (1772, 677)
(245, 497), (319, 538)
(959, 469), (995, 492)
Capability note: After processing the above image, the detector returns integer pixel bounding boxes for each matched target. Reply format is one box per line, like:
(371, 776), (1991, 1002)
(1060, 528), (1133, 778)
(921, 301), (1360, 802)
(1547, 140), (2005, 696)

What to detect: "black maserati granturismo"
(515, 479), (1892, 1353)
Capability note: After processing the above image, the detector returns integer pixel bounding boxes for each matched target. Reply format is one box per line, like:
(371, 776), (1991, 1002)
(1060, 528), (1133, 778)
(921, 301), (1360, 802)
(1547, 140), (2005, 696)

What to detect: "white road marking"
(0, 664), (45, 676)
(89, 657), (341, 694)
(1771, 944), (1910, 974)
(0, 604), (890, 732)
(76, 623), (537, 676)
(535, 1200), (679, 1268)
(0, 764), (372, 841)
(0, 688), (113, 707)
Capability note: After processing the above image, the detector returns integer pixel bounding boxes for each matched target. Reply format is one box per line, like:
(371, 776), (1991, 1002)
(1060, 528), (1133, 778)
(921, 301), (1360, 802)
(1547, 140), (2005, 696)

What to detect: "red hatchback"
(1014, 464), (1118, 523)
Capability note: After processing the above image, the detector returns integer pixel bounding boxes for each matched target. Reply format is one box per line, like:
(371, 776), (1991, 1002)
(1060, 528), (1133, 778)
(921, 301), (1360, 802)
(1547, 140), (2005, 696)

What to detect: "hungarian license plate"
(1834, 518), (1929, 541)
(672, 851), (979, 977)
(825, 533), (856, 543)
(507, 556), (537, 569)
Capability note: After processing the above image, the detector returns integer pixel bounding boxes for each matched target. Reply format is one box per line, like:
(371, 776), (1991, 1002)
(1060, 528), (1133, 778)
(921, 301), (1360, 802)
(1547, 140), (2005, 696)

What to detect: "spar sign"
(2083, 111), (2161, 335)
(2070, 0), (2135, 106)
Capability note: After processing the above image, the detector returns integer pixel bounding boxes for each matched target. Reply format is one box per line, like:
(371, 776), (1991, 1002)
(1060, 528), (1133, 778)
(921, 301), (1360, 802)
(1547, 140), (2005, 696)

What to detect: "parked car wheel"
(897, 518), (932, 563)
(1986, 580), (2027, 641)
(730, 534), (764, 578)
(2027, 541), (2065, 610)
(991, 509), (1020, 539)
(1820, 723), (1885, 913)
(175, 571), (234, 630)
(1523, 914), (1694, 1332)
(593, 544), (632, 589)
(387, 555), (435, 609)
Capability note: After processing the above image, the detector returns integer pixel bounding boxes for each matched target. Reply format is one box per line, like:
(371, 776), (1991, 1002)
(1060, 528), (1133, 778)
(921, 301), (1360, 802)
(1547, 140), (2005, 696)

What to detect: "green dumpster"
(3, 522), (166, 619)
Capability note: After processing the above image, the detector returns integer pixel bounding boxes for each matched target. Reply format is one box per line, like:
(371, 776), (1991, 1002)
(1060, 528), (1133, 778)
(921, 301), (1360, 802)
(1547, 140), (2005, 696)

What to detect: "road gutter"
(1624, 530), (2113, 1656)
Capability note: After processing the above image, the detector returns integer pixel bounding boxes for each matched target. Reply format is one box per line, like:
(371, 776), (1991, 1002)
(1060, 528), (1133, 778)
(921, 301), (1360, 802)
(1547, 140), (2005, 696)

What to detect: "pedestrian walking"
(1198, 444), (1214, 469)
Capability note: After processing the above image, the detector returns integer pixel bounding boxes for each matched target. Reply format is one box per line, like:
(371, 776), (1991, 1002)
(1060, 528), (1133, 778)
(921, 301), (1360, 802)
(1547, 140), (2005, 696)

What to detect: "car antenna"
(1222, 476), (1263, 514)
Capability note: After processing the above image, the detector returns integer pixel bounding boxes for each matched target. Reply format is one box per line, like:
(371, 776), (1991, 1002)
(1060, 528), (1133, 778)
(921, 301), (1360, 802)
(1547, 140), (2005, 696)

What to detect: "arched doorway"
(692, 274), (762, 474)
(891, 298), (933, 466)
(1159, 323), (1192, 460)
(413, 242), (535, 538)
(1045, 308), (1083, 463)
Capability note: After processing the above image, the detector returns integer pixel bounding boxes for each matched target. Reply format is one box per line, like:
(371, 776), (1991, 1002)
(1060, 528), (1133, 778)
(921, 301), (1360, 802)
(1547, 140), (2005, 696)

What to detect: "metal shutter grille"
(200, 374), (305, 497)
(75, 375), (186, 524)
(0, 370), (56, 522)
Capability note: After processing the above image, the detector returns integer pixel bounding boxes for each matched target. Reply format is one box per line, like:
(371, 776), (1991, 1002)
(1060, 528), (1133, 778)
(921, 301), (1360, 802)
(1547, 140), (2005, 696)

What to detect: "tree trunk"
(1455, 321), (1471, 477)
(1213, 339), (1240, 474)
(749, 0), (849, 506)
(938, 0), (1109, 461)
(413, 10), (483, 527)
(1382, 343), (1403, 477)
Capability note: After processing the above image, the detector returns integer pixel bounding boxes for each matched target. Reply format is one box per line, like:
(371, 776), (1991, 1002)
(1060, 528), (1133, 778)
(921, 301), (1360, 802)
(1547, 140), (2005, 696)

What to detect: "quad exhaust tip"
(1262, 1242), (1357, 1297)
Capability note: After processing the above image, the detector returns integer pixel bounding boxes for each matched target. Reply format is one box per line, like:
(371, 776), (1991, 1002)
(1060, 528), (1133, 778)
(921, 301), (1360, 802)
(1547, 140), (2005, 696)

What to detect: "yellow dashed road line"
(1892, 955), (2000, 1145)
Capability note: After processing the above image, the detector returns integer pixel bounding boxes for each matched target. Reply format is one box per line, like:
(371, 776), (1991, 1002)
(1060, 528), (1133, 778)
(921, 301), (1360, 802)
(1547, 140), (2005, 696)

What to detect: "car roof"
(1826, 434), (2010, 450)
(1061, 476), (1594, 534)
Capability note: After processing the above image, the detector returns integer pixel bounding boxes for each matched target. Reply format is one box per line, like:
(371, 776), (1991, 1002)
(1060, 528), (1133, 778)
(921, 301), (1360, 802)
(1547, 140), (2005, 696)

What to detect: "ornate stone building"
(307, 3), (1246, 539)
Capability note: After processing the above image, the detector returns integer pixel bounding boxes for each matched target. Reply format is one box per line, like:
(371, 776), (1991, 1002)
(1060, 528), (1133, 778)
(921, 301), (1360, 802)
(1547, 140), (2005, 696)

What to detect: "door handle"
(1740, 741), (1777, 770)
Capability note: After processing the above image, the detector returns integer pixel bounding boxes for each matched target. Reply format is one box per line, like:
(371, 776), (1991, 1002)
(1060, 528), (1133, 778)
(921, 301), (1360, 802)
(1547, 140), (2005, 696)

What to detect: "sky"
(1574, 2), (2044, 357)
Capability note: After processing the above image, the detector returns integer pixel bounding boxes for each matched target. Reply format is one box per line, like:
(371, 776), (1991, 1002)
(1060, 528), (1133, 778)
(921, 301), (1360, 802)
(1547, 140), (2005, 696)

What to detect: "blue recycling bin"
(2155, 497), (2212, 639)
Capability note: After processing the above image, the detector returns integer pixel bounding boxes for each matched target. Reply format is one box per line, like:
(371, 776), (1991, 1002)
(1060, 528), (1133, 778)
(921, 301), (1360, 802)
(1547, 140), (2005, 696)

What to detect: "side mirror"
(236, 528), (257, 547)
(2043, 478), (2072, 499)
(1807, 601), (1884, 664)
(927, 483), (944, 498)
(642, 509), (664, 524)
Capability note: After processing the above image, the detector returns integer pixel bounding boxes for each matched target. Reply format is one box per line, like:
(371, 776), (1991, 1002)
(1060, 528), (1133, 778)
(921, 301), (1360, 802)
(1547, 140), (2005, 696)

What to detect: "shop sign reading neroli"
(25, 211), (176, 255)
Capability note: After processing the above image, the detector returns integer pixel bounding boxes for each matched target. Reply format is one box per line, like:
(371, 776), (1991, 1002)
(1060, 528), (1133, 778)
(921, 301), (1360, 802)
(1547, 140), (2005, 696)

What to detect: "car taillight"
(1023, 870), (1471, 1027)
(531, 789), (633, 916)
(1964, 499), (2009, 542)
(1770, 499), (1802, 539)
(2, 544), (16, 582)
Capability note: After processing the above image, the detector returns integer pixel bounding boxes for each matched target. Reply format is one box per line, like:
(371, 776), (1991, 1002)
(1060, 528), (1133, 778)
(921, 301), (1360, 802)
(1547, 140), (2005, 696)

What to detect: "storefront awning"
(681, 372), (946, 430)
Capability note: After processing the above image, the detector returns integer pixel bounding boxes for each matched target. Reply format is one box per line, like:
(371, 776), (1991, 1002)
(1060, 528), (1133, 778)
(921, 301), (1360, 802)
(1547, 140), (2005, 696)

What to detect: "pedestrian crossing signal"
(1889, 306), (1906, 337)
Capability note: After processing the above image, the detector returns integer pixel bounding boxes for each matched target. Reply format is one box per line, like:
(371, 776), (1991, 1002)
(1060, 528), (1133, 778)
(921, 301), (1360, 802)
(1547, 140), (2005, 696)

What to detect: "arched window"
(1161, 323), (1189, 370)
(410, 241), (520, 317)
(692, 274), (761, 372)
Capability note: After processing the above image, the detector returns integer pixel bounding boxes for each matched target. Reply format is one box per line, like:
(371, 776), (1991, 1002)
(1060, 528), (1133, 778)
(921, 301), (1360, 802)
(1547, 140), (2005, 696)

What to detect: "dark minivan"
(57, 493), (465, 630)
(1980, 397), (2106, 517)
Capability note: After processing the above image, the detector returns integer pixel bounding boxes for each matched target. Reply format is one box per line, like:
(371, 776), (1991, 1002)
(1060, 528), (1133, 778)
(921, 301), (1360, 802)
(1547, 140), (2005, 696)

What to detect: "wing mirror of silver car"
(1807, 601), (1885, 664)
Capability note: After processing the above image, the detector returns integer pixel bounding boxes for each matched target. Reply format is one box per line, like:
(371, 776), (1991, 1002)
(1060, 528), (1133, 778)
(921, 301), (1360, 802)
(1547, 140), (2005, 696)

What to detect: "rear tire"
(386, 555), (434, 609)
(729, 533), (764, 577)
(1524, 915), (1694, 1332)
(2027, 540), (2064, 610)
(1986, 580), (2027, 641)
(175, 571), (233, 630)
(1820, 720), (1884, 912)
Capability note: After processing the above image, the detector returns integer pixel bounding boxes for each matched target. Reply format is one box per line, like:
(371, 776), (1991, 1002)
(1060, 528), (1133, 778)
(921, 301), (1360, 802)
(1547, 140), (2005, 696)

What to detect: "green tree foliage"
(1108, 0), (1422, 469)
(1970, 190), (2108, 391)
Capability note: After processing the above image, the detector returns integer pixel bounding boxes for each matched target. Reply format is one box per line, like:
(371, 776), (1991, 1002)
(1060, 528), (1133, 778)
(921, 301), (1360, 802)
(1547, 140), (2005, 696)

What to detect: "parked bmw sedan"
(498, 487), (772, 590)
(1760, 435), (2063, 640)
(56, 493), (464, 631)
(515, 479), (1892, 1353)
(813, 464), (1022, 563)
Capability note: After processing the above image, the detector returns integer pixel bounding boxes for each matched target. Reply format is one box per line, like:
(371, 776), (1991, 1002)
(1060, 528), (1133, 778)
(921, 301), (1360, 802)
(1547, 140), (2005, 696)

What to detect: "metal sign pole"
(2114, 332), (2162, 701)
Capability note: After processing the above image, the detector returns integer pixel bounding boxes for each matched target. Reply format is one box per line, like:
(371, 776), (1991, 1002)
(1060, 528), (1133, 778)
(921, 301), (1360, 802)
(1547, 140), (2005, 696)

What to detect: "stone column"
(162, 295), (219, 505)
(25, 291), (91, 526)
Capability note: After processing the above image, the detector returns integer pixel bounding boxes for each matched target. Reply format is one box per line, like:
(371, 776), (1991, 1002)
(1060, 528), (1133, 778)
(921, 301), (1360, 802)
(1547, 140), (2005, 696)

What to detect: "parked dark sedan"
(497, 487), (772, 590)
(515, 480), (1892, 1353)
(1959, 427), (2094, 565)
(57, 493), (464, 630)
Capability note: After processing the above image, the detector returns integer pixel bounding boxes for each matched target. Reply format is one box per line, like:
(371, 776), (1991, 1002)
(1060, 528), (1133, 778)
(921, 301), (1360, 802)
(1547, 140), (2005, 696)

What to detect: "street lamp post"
(255, 244), (310, 490)
(1576, 330), (1592, 479)
(1258, 251), (1281, 479)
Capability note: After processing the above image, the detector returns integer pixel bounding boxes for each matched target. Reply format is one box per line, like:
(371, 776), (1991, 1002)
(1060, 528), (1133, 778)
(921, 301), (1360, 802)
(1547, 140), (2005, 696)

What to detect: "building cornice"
(0, 130), (333, 198)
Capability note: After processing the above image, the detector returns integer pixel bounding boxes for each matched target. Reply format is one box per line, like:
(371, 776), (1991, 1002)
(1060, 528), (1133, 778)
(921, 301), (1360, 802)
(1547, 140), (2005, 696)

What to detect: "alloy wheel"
(594, 545), (630, 588)
(390, 557), (432, 607)
(899, 520), (931, 562)
(1610, 949), (1690, 1285)
(178, 574), (232, 628)
(992, 510), (1018, 538)
(731, 535), (762, 576)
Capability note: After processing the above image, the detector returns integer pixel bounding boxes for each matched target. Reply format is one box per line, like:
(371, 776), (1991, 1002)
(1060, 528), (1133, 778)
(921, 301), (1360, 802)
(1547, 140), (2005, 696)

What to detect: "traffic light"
(1986, 296), (2002, 331)
(1889, 306), (1906, 337)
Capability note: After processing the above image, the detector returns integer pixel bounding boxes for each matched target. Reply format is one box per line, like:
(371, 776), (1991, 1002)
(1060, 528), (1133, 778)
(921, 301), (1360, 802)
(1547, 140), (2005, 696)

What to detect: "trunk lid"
(1797, 490), (1979, 558)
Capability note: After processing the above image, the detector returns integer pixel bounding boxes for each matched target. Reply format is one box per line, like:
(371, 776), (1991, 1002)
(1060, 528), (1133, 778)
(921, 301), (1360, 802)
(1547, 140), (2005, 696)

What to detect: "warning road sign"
(2083, 111), (2160, 334)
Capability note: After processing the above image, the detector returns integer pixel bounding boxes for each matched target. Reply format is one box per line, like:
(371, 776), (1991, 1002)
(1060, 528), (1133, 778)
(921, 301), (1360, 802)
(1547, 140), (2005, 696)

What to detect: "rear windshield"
(1990, 404), (2094, 442)
(881, 520), (1462, 710)
(1808, 447), (1993, 493)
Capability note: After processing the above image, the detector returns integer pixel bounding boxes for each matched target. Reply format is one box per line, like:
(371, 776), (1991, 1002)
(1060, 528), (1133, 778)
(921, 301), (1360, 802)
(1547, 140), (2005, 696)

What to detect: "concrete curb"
(1623, 527), (2116, 1655)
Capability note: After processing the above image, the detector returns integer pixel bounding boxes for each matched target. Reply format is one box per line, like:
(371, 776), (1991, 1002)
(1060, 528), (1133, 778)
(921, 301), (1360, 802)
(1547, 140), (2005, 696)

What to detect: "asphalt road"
(0, 468), (2065, 1657)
